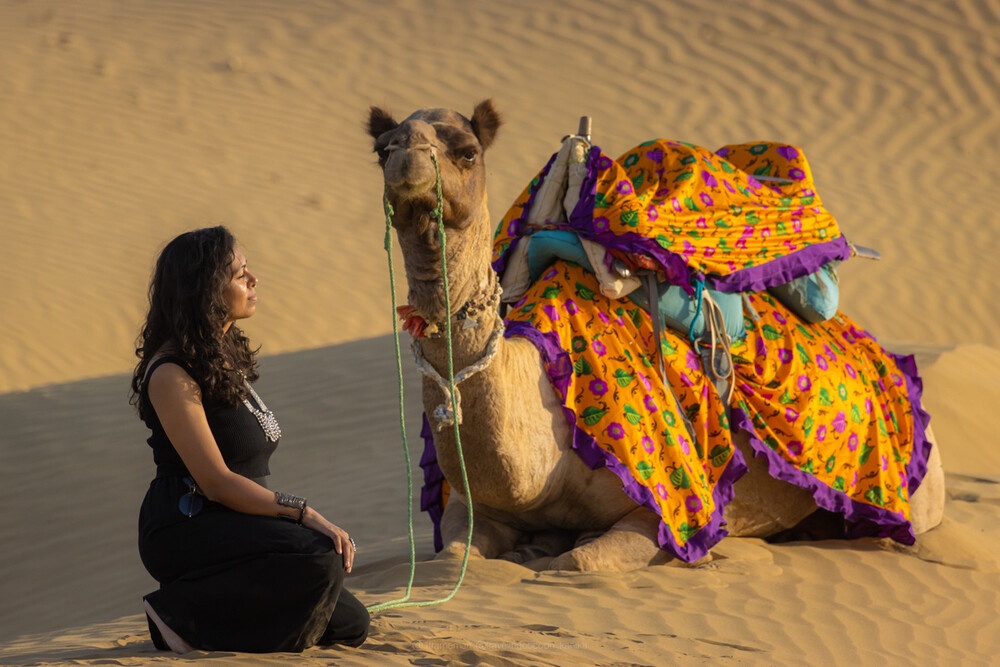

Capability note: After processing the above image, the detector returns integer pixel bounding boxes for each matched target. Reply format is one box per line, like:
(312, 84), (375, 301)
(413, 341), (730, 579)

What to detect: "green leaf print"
(679, 523), (698, 542)
(656, 234), (673, 249)
(780, 389), (794, 405)
(542, 285), (562, 299)
(620, 210), (639, 227)
(520, 302), (536, 313)
(684, 197), (699, 212)
(764, 436), (780, 450)
(636, 460), (655, 480)
(614, 369), (635, 387)
(675, 171), (694, 182)
(573, 357), (593, 376)
(800, 460), (815, 473)
(631, 173), (645, 189)
(833, 476), (846, 491)
(662, 410), (676, 427)
(803, 415), (814, 437)
(594, 192), (608, 209)
(865, 487), (885, 507)
(581, 406), (608, 426)
(629, 308), (644, 328)
(819, 388), (833, 406)
(624, 404), (643, 425)
(661, 337), (676, 355)
(825, 455), (837, 473)
(850, 404), (863, 424)
(710, 445), (731, 468)
(796, 324), (815, 340)
(762, 324), (782, 340)
(575, 282), (597, 301)
(797, 343), (812, 365)
(670, 467), (692, 490)
(859, 443), (874, 465)
(754, 165), (773, 177)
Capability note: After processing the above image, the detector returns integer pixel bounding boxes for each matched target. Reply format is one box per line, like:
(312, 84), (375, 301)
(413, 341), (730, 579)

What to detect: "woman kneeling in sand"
(130, 226), (369, 653)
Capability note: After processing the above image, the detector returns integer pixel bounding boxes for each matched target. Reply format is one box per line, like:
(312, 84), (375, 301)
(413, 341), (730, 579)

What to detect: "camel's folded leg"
(547, 507), (678, 572)
(435, 492), (523, 561)
(910, 425), (945, 535)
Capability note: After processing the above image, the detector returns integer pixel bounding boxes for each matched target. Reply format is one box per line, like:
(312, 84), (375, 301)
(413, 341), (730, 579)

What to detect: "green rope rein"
(366, 151), (475, 613)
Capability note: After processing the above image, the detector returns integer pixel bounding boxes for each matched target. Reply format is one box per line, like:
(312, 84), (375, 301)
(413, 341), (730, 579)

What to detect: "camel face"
(367, 101), (502, 226)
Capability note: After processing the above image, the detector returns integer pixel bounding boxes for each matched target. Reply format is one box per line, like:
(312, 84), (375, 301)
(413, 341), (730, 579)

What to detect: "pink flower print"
(777, 145), (799, 161)
(761, 227), (771, 239)
(643, 394), (659, 413)
(686, 350), (701, 371)
(699, 192), (714, 207)
(597, 156), (614, 170)
(646, 148), (664, 163)
(847, 432), (859, 452)
(723, 180), (736, 194)
(637, 372), (652, 390)
(787, 440), (803, 457)
(514, 296), (528, 308)
(642, 435), (655, 453)
(773, 310), (787, 325)
(877, 378), (887, 393)
(589, 378), (609, 397)
(655, 483), (668, 500)
(789, 168), (805, 181)
(816, 424), (827, 442)
(543, 267), (558, 281)
(704, 247), (716, 257)
(680, 372), (695, 387)
(754, 363), (765, 376)
(892, 373), (904, 387)
(696, 216), (708, 229)
(842, 330), (856, 344)
(865, 398), (873, 414)
(824, 344), (837, 361)
(832, 411), (848, 434)
(542, 305), (560, 321)
(678, 434), (691, 455)
(592, 340), (607, 357)
(817, 354), (829, 371)
(793, 219), (803, 233)
(507, 219), (520, 235)
(671, 198), (683, 213)
(785, 407), (799, 423)
(607, 422), (625, 440)
(881, 455), (889, 472)
(740, 382), (755, 397)
(845, 363), (857, 379)
(594, 216), (610, 232)
(686, 495), (703, 513)
(598, 311), (610, 325)
(565, 299), (579, 315)
(647, 205), (659, 222)
(852, 471), (859, 487)
(701, 171), (718, 188)
(617, 180), (634, 195)
(683, 240), (697, 260)
(797, 374), (812, 391)
(778, 348), (793, 364)
(746, 176), (762, 191)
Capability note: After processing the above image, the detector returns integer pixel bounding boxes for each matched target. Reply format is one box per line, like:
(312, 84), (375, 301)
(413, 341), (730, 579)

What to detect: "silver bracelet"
(275, 491), (307, 524)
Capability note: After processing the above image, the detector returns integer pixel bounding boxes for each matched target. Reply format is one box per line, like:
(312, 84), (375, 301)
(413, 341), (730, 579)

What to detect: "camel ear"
(367, 107), (398, 143)
(471, 99), (502, 150)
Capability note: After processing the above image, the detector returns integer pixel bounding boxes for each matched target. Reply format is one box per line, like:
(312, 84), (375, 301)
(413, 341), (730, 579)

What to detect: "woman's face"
(222, 246), (258, 331)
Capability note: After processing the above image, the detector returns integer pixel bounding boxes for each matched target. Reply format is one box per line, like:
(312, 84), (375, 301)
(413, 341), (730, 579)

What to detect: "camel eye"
(461, 149), (478, 163)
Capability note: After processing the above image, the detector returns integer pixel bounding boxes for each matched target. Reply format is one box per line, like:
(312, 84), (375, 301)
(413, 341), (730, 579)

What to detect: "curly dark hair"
(130, 226), (259, 418)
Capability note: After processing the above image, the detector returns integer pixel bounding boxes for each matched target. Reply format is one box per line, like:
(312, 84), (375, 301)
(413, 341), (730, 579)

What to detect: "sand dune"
(1, 0), (999, 664)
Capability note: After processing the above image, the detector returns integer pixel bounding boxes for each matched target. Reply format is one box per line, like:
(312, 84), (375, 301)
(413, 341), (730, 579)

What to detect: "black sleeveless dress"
(137, 356), (369, 652)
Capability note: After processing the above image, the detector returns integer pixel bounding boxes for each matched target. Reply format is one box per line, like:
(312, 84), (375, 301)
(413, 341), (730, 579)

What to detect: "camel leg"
(547, 507), (676, 572)
(435, 492), (523, 561)
(909, 425), (945, 535)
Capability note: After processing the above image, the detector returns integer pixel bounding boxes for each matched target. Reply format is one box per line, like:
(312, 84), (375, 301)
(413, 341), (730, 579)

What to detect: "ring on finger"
(349, 537), (357, 551)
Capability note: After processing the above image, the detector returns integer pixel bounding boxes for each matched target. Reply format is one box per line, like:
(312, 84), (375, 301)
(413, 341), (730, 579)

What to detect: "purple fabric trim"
(491, 152), (559, 275)
(730, 407), (916, 545)
(418, 414), (445, 552)
(503, 320), (744, 562)
(704, 237), (852, 293)
(892, 353), (933, 494)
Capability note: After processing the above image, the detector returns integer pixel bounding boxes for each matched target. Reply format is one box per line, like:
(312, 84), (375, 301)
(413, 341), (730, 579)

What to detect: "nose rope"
(367, 150), (475, 614)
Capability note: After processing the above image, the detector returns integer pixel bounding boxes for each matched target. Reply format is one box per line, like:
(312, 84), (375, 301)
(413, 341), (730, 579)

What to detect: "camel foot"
(435, 541), (486, 561)
(499, 531), (575, 564)
(548, 508), (673, 572)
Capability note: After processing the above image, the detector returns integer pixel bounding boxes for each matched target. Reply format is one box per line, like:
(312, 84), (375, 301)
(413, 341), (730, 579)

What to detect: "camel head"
(367, 99), (501, 224)
(367, 100), (503, 321)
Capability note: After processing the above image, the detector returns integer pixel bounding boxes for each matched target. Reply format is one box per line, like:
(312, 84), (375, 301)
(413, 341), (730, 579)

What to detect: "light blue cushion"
(768, 262), (840, 323)
(526, 230), (746, 341)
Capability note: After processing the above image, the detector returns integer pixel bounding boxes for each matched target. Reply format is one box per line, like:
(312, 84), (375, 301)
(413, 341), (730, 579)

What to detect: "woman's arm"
(147, 362), (356, 572)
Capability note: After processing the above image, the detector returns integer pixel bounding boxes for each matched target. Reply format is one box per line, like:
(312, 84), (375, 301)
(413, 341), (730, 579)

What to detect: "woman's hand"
(301, 507), (356, 573)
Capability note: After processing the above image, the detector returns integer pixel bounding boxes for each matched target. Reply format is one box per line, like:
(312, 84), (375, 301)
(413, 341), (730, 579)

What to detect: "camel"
(366, 99), (945, 571)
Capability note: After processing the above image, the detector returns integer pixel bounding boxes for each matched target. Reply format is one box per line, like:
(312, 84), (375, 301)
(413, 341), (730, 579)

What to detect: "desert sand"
(1, 0), (998, 664)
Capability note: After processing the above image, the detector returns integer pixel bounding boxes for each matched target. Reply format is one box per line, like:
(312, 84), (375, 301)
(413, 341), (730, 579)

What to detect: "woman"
(130, 226), (369, 653)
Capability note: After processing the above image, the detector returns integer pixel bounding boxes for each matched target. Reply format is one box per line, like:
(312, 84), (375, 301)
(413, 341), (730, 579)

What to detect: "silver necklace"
(243, 381), (281, 442)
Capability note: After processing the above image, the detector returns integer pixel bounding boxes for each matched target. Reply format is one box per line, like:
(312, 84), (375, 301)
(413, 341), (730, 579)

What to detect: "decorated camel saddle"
(421, 124), (934, 562)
